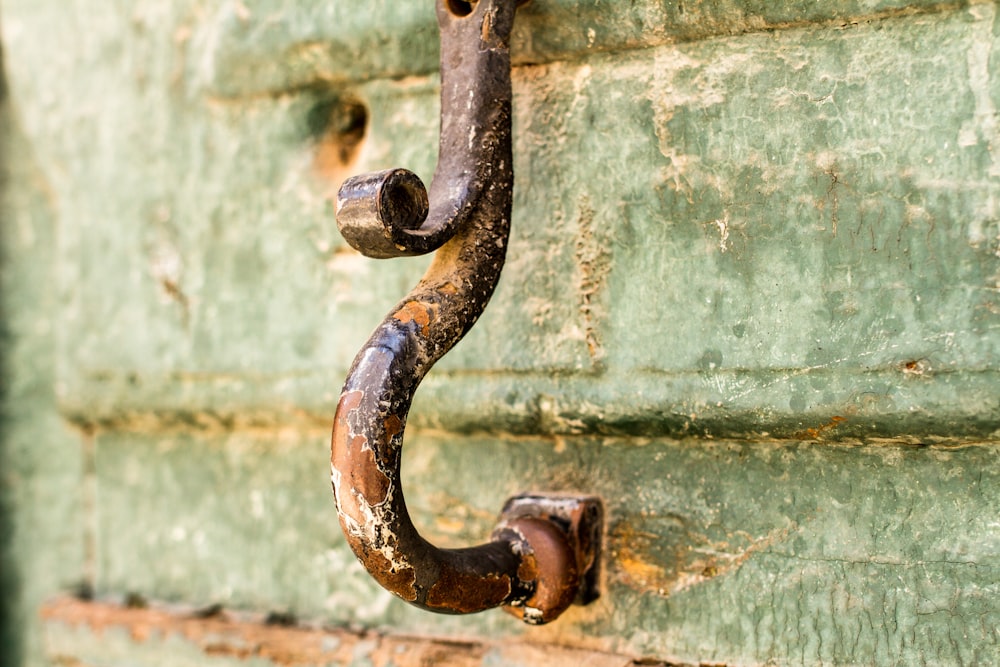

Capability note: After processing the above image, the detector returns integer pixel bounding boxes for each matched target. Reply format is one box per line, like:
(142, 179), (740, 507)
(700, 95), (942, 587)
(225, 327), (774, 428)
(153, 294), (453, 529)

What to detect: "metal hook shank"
(331, 0), (600, 624)
(336, 0), (518, 259)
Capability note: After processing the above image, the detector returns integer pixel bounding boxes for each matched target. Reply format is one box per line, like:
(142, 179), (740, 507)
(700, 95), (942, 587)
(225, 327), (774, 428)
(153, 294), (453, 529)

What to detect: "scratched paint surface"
(90, 430), (1000, 664)
(1, 2), (994, 438)
(1, 0), (998, 665)
(126, 0), (992, 97)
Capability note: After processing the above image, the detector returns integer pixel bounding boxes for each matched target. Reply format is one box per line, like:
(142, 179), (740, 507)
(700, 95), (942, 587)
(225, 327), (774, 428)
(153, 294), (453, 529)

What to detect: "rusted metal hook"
(330, 0), (601, 624)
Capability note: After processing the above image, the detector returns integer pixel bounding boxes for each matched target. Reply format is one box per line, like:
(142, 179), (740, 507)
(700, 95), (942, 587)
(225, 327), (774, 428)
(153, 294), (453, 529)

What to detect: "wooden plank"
(88, 430), (1000, 665)
(42, 597), (643, 667)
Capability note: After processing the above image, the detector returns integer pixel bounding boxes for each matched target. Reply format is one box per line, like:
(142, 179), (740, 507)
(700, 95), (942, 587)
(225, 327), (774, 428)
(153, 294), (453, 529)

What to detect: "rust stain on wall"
(42, 597), (649, 666)
(311, 96), (368, 194)
(796, 415), (848, 440)
(609, 519), (683, 595)
(610, 515), (803, 598)
(44, 597), (351, 666)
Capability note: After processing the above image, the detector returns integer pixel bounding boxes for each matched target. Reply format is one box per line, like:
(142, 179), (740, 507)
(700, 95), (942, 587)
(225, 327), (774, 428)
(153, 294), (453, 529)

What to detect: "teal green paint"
(1, 0), (998, 664)
(90, 430), (523, 639)
(130, 0), (981, 97)
(0, 41), (86, 667)
(6, 4), (991, 440)
(90, 430), (1000, 664)
(0, 54), (19, 665)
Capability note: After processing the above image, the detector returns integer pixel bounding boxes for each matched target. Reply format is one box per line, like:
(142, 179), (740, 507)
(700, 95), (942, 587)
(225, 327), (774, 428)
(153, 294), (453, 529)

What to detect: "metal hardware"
(330, 0), (602, 624)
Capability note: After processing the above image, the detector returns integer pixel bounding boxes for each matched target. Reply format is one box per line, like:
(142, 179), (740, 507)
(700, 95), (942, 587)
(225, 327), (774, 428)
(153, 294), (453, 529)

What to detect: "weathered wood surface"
(3, 1), (995, 440)
(43, 597), (644, 667)
(1, 0), (998, 665)
(87, 430), (1000, 665)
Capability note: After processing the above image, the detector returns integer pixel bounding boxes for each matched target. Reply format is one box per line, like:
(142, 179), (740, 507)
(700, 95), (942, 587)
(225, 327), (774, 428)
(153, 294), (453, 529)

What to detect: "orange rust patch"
(481, 10), (493, 42)
(359, 550), (418, 602)
(310, 99), (367, 196)
(384, 414), (403, 440)
(426, 564), (512, 613)
(798, 415), (848, 440)
(517, 551), (539, 583)
(618, 549), (671, 591)
(392, 300), (433, 336)
(610, 520), (680, 594)
(901, 358), (931, 375)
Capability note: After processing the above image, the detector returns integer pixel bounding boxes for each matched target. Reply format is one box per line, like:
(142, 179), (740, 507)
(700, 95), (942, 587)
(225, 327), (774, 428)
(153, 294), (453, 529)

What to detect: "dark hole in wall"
(307, 94), (369, 191)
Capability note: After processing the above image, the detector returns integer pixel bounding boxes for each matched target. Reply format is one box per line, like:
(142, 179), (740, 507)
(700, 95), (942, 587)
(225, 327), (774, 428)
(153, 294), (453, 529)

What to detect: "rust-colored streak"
(618, 546), (672, 592)
(481, 10), (493, 42)
(426, 564), (512, 613)
(797, 415), (848, 440)
(610, 520), (679, 594)
(312, 99), (368, 195)
(42, 597), (632, 666)
(392, 300), (434, 336)
(43, 597), (347, 666)
(517, 551), (539, 583)
(357, 549), (418, 602)
(384, 414), (403, 441)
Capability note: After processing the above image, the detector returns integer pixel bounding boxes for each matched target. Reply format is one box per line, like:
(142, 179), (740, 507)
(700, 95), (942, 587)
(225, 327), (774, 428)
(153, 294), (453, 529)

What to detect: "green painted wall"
(1, 0), (998, 665)
(0, 40), (86, 667)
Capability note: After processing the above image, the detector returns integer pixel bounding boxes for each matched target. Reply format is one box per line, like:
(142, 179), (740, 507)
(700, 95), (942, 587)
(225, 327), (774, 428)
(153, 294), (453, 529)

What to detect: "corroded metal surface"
(495, 495), (604, 623)
(330, 0), (600, 624)
(335, 0), (526, 259)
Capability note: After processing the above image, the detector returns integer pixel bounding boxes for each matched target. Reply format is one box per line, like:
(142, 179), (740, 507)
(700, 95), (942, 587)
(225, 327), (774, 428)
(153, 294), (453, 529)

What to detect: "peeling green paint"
(1, 0), (998, 665)
(14, 4), (995, 440)
(88, 429), (1000, 664)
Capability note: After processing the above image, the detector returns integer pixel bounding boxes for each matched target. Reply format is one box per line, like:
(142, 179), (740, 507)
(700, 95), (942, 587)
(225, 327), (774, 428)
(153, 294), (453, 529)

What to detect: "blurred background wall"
(1, 1), (998, 665)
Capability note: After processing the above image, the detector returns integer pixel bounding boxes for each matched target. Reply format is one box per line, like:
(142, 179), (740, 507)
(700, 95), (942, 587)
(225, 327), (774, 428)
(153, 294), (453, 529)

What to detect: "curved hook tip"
(336, 168), (430, 259)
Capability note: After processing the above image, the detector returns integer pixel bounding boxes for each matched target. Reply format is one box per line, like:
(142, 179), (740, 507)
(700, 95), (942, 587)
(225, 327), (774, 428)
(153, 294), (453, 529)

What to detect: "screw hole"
(308, 97), (368, 146)
(309, 96), (369, 187)
(446, 0), (475, 16)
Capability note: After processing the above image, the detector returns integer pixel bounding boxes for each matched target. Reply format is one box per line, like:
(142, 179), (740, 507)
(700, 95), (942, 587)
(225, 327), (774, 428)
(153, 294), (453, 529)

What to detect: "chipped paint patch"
(574, 195), (611, 363)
